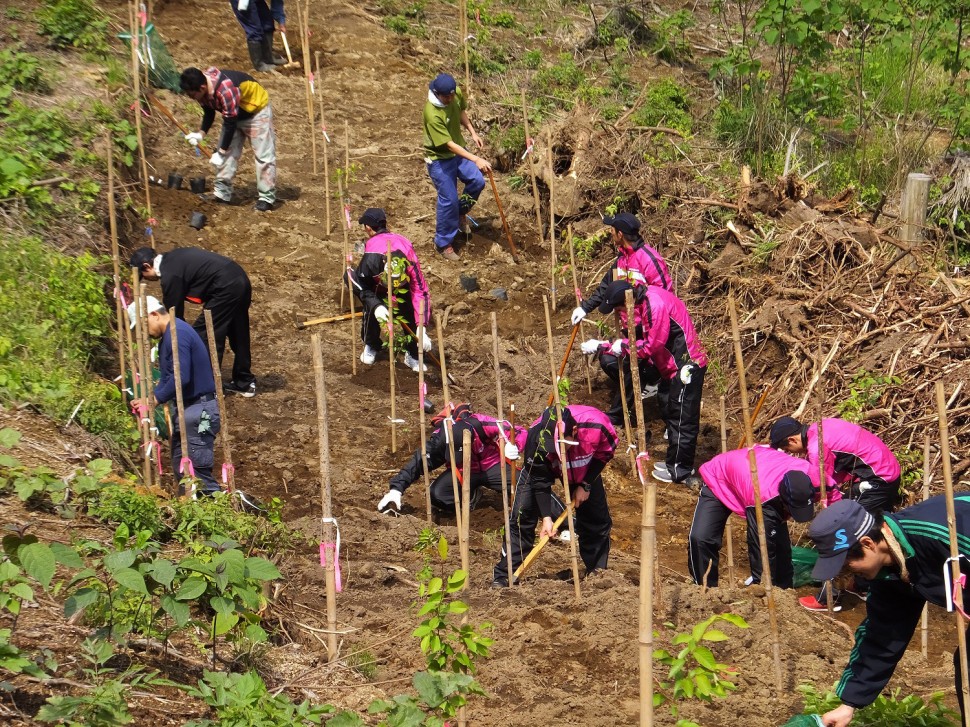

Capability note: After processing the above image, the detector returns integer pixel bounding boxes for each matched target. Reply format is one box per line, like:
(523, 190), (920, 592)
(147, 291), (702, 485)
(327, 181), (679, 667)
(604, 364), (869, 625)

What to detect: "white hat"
(126, 295), (165, 329)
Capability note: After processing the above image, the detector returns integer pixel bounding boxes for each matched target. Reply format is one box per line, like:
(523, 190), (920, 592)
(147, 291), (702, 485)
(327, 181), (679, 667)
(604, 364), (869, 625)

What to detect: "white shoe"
(403, 351), (426, 373)
(559, 530), (571, 543)
(641, 383), (658, 399)
(360, 345), (378, 365)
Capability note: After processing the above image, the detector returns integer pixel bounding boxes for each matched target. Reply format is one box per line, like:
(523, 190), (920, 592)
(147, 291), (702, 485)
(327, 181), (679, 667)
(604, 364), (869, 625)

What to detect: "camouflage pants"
(215, 104), (276, 204)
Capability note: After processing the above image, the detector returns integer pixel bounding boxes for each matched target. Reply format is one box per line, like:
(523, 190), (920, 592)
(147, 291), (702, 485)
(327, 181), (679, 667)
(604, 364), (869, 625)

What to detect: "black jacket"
(159, 248), (249, 318)
(389, 414), (491, 493)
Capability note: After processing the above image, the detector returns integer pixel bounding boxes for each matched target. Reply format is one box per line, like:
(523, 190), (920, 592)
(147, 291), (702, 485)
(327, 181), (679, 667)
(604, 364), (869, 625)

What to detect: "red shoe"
(799, 595), (842, 613)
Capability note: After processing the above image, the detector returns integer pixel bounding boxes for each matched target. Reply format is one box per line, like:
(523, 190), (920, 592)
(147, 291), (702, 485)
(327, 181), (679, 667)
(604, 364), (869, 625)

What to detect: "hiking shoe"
(254, 200), (273, 212)
(224, 380), (256, 397)
(641, 383), (659, 399)
(653, 462), (673, 483)
(799, 595), (842, 613)
(490, 577), (509, 589)
(439, 245), (460, 261)
(403, 351), (427, 373)
(360, 345), (378, 365)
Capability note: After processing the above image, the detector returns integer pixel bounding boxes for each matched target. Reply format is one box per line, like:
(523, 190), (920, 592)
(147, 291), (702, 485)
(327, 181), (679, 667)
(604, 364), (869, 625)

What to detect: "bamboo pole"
(204, 310), (234, 493)
(337, 176), (358, 374)
(138, 285), (159, 488)
(386, 236), (397, 453)
(921, 434), (931, 660)
(613, 310), (638, 474)
(131, 271), (152, 487)
(509, 401), (518, 503)
(542, 296), (581, 601)
(521, 89), (542, 249)
(461, 429), (472, 585)
(491, 313), (515, 586)
(568, 224), (592, 394)
(311, 334), (340, 661)
(315, 51), (331, 235)
(817, 412), (835, 613)
(295, 1), (318, 175)
(106, 138), (128, 410)
(935, 380), (970, 726)
(435, 319), (465, 549)
(168, 308), (193, 498)
(459, 0), (470, 97)
(129, 2), (153, 240)
(418, 308), (433, 522)
(728, 293), (783, 696)
(547, 129), (557, 312)
(719, 395), (735, 585)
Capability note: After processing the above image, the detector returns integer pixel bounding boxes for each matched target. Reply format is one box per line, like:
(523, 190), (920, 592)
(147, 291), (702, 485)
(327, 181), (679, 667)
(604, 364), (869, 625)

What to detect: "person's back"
(699, 446), (817, 515)
(807, 418), (901, 485)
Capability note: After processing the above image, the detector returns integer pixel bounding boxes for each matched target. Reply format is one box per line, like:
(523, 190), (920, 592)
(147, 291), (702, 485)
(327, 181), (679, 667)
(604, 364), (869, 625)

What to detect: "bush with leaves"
(170, 491), (296, 553)
(798, 683), (958, 726)
(88, 484), (166, 539)
(36, 0), (109, 54)
(183, 670), (333, 726)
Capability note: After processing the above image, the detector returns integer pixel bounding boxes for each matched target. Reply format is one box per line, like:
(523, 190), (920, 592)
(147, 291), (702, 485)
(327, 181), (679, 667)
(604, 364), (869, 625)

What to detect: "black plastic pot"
(167, 172), (183, 190)
(189, 177), (206, 193)
(188, 211), (207, 230)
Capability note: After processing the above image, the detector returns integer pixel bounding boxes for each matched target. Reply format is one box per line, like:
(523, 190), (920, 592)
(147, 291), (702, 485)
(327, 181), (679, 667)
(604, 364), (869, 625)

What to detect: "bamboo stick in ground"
(543, 296), (581, 601)
(728, 292), (783, 696)
(337, 176), (357, 374)
(386, 236), (397, 453)
(311, 333), (339, 661)
(168, 307), (193, 499)
(107, 138), (128, 409)
(491, 313), (515, 585)
(204, 310), (234, 493)
(417, 309), (433, 522)
(459, 0), (470, 97)
(921, 434), (931, 660)
(129, 2), (153, 233)
(613, 310), (638, 474)
(295, 1), (318, 175)
(130, 270), (152, 487)
(435, 318), (465, 548)
(546, 323), (579, 408)
(818, 412), (834, 613)
(936, 381), (970, 727)
(139, 285), (159, 488)
(718, 395), (735, 585)
(567, 224), (592, 394)
(315, 51), (331, 235)
(461, 429), (472, 584)
(521, 89), (542, 249)
(547, 129), (557, 312)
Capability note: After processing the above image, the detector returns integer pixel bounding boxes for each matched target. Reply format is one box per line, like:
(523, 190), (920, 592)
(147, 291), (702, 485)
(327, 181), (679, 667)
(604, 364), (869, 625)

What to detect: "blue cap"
(808, 500), (875, 581)
(429, 73), (457, 96)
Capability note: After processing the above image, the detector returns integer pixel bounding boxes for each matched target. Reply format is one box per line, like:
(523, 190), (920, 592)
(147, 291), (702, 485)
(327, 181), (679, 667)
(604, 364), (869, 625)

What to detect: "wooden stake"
(542, 296), (581, 601)
(459, 0), (470, 97)
(418, 308), (433, 522)
(204, 310), (234, 493)
(547, 129), (557, 311)
(728, 293), (783, 696)
(568, 224), (592, 394)
(128, 3), (153, 237)
(491, 313), (515, 586)
(719, 395), (735, 585)
(337, 176), (357, 374)
(311, 334), (339, 661)
(521, 89), (542, 249)
(613, 310), (638, 474)
(130, 270), (152, 487)
(461, 428), (472, 585)
(139, 284), (158, 488)
(315, 51), (331, 235)
(435, 318), (465, 547)
(921, 434), (931, 660)
(386, 236), (397, 453)
(546, 323), (579, 408)
(935, 380), (970, 726)
(107, 137), (128, 410)
(818, 416), (834, 613)
(295, 1), (318, 175)
(168, 308), (192, 498)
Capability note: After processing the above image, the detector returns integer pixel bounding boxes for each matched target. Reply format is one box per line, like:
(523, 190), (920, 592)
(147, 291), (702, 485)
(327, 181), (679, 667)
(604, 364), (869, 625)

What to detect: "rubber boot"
(247, 40), (274, 72)
(262, 34), (286, 65)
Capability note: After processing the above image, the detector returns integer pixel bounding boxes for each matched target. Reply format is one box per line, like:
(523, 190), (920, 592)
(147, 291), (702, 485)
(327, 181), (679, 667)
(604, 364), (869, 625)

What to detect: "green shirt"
(422, 87), (467, 161)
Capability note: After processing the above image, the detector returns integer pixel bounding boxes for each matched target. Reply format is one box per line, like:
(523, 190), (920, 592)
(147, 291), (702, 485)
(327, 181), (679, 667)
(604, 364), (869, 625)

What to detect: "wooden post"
(520, 90), (543, 250)
(315, 51), (331, 235)
(168, 308), (192, 498)
(204, 310), (234, 493)
(337, 176), (357, 374)
(936, 381), (970, 726)
(311, 334), (339, 661)
(491, 313), (515, 586)
(818, 416), (834, 613)
(898, 172), (932, 269)
(128, 2), (153, 242)
(461, 429), (472, 585)
(418, 309), (433, 522)
(435, 319), (465, 548)
(728, 292), (783, 696)
(130, 271), (152, 487)
(542, 296), (581, 600)
(568, 224), (592, 394)
(459, 0), (470, 96)
(719, 395), (735, 585)
(613, 310), (638, 474)
(139, 285), (159, 488)
(106, 138), (128, 410)
(547, 129), (557, 312)
(921, 434), (931, 660)
(295, 1), (318, 175)
(386, 236), (397, 453)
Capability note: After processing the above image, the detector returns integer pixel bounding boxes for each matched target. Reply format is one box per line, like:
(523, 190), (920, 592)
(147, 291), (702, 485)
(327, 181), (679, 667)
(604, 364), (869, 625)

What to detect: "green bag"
(792, 545), (820, 588)
(118, 23), (181, 92)
(782, 716), (824, 726)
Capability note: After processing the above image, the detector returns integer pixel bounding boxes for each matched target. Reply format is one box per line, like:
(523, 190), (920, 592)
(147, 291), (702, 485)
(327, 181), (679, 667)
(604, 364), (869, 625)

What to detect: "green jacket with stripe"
(836, 493), (970, 707)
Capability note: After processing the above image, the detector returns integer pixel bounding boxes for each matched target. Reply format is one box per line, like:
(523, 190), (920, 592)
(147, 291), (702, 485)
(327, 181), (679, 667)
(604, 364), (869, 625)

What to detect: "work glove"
(679, 364), (693, 385)
(374, 305), (389, 324)
(571, 306), (587, 326)
(418, 325), (432, 352)
(610, 339), (624, 356)
(580, 339), (604, 355)
(184, 131), (205, 147)
(237, 0), (250, 10)
(858, 480), (873, 494)
(209, 151), (227, 168)
(377, 489), (402, 515)
(504, 442), (520, 461)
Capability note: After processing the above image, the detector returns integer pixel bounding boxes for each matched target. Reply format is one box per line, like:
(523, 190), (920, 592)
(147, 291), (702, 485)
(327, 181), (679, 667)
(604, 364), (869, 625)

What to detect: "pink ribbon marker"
(634, 451), (651, 485)
(419, 382), (427, 411)
(221, 462), (235, 485)
(179, 456), (195, 478)
(521, 137), (535, 160)
(319, 516), (343, 592)
(320, 123), (331, 143)
(344, 204), (352, 229)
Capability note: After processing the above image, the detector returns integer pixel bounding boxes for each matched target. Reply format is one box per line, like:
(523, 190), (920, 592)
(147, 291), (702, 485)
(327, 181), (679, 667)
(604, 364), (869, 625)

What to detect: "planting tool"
(204, 310), (234, 494)
(279, 30), (301, 69)
(545, 323), (579, 407)
(295, 310), (362, 330)
(491, 313), (515, 586)
(512, 506), (572, 580)
(400, 320), (456, 386)
(735, 383), (772, 448)
(718, 396), (736, 586)
(486, 169), (519, 261)
(147, 93), (212, 157)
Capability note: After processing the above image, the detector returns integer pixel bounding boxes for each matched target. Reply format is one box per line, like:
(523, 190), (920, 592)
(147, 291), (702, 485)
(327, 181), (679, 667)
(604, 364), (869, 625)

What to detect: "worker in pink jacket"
(689, 445), (839, 588)
(492, 404), (617, 587)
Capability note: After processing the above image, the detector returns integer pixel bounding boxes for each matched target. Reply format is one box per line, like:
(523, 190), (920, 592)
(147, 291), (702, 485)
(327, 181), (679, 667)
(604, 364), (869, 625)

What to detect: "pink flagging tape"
(419, 382), (427, 411)
(222, 462), (235, 485)
(179, 456), (195, 478)
(634, 451), (651, 485)
(320, 123), (330, 143)
(320, 516), (343, 591)
(521, 137), (535, 160)
(131, 400), (148, 417)
(344, 204), (352, 229)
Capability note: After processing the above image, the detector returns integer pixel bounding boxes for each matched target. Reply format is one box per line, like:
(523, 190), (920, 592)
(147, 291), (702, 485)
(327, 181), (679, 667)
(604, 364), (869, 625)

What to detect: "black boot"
(262, 34), (286, 65)
(247, 40), (274, 72)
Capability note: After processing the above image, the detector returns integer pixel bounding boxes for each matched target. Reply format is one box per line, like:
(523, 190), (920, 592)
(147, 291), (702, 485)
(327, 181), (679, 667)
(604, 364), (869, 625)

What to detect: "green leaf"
(160, 594), (190, 627)
(213, 611), (239, 636)
(19, 542), (55, 589)
(149, 558), (176, 588)
(244, 624), (267, 643)
(210, 596), (234, 616)
(103, 549), (136, 571)
(64, 587), (99, 618)
(49, 542), (84, 569)
(9, 582), (33, 602)
(717, 613), (748, 629)
(175, 576), (207, 601)
(243, 556), (280, 581)
(447, 601), (469, 614)
(447, 570), (466, 590)
(0, 428), (21, 448)
(702, 629), (729, 642)
(437, 536), (448, 560)
(213, 548), (245, 585)
(112, 567), (147, 594)
(692, 645), (717, 671)
(326, 711), (366, 727)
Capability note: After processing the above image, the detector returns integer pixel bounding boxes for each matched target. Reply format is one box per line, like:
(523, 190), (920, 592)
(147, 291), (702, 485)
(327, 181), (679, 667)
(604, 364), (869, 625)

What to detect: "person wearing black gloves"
(808, 496), (970, 726)
(491, 404), (617, 588)
(130, 246), (256, 397)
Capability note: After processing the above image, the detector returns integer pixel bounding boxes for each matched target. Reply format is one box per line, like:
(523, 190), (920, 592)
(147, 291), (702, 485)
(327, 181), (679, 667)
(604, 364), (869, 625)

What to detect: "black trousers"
(493, 474), (611, 583)
(361, 298), (419, 358)
(687, 484), (793, 588)
(192, 276), (253, 386)
(658, 363), (705, 482)
(429, 462), (509, 511)
(598, 353), (658, 426)
(852, 475), (902, 514)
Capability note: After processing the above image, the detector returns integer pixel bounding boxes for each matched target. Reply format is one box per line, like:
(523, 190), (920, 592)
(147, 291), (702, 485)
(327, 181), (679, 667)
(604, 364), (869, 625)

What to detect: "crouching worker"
(377, 404), (523, 516)
(128, 296), (221, 496)
(809, 497), (970, 727)
(688, 445), (838, 588)
(350, 207), (432, 373)
(492, 405), (617, 588)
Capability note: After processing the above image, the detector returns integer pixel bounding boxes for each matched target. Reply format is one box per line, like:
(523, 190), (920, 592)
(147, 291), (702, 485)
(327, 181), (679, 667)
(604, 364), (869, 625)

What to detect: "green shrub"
(651, 9), (694, 63)
(88, 484), (165, 538)
(36, 0), (109, 53)
(170, 492), (296, 553)
(632, 79), (692, 134)
(0, 46), (52, 95)
(798, 684), (958, 726)
(183, 670), (333, 726)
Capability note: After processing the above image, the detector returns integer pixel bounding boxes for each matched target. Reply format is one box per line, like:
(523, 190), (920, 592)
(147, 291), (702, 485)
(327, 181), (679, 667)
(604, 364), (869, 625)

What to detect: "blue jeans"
(230, 0), (274, 42)
(427, 155), (485, 250)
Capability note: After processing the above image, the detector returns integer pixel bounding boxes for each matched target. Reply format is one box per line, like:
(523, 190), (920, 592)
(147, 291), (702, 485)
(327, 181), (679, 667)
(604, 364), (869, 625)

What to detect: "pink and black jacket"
(581, 239), (672, 314)
(353, 231), (432, 326)
(799, 418), (901, 488)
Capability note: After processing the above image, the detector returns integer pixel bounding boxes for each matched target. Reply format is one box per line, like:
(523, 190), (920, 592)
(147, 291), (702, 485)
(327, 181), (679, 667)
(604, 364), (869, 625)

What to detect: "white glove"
(418, 325), (432, 352)
(571, 306), (587, 325)
(377, 489), (402, 514)
(580, 339), (604, 355)
(679, 364), (693, 385)
(611, 339), (624, 356)
(858, 480), (873, 494)
(185, 131), (204, 147)
(374, 305), (389, 324)
(237, 0), (250, 10)
(209, 151), (226, 168)
(504, 442), (520, 461)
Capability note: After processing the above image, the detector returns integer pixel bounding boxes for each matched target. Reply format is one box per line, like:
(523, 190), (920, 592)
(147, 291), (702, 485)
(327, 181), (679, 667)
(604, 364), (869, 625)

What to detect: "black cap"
(779, 470), (816, 523)
(358, 208), (387, 229)
(808, 500), (876, 581)
(603, 212), (640, 235)
(598, 280), (633, 315)
(429, 73), (457, 95)
(770, 416), (803, 449)
(129, 246), (156, 269)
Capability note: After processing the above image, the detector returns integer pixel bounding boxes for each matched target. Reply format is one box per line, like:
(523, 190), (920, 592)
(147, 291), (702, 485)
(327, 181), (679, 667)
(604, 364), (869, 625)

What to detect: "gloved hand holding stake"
(580, 339), (605, 355)
(185, 131), (205, 147)
(374, 305), (389, 324)
(611, 339), (624, 356)
(377, 489), (401, 515)
(209, 151), (227, 168)
(418, 325), (432, 352)
(571, 306), (587, 325)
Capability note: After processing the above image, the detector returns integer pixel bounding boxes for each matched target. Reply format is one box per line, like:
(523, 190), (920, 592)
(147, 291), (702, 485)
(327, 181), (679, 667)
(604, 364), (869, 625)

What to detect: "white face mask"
(428, 89), (448, 108)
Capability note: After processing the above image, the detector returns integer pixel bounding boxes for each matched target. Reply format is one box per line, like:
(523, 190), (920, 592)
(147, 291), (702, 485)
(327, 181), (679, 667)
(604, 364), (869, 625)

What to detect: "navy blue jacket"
(155, 318), (216, 404)
(836, 494), (970, 707)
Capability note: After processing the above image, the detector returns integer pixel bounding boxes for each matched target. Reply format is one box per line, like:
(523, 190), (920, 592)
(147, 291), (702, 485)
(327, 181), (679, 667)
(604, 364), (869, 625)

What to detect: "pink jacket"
(699, 445), (840, 517)
(803, 418), (901, 486)
(532, 405), (618, 484)
(363, 232), (431, 325)
(465, 413), (527, 473)
(619, 242), (673, 292)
